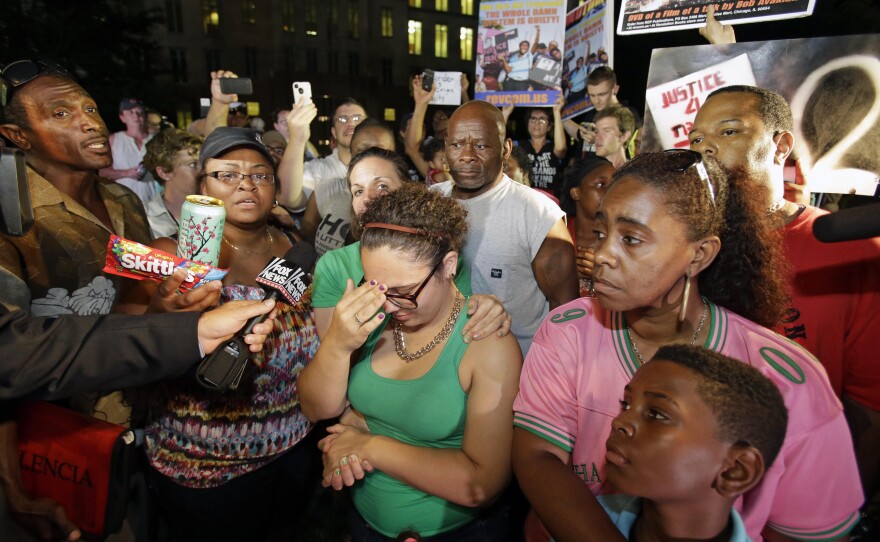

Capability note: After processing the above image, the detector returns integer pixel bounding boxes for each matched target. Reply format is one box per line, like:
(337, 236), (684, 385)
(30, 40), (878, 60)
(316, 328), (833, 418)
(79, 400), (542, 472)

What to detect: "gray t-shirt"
(433, 175), (564, 354)
(313, 176), (352, 256)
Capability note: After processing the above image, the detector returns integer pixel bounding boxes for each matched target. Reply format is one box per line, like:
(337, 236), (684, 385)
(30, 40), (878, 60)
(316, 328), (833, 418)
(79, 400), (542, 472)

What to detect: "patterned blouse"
(145, 284), (319, 488)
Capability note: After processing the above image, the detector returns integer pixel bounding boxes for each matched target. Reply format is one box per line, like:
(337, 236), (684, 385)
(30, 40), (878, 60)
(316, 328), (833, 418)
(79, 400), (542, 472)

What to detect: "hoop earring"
(273, 200), (279, 208)
(678, 274), (691, 323)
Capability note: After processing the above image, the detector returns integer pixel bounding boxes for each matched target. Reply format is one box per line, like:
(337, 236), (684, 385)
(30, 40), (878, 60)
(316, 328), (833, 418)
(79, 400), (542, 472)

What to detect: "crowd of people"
(0, 14), (877, 542)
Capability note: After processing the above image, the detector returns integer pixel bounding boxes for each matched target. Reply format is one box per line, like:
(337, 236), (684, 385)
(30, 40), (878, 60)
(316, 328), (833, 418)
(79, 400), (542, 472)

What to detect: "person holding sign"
(501, 94), (567, 198)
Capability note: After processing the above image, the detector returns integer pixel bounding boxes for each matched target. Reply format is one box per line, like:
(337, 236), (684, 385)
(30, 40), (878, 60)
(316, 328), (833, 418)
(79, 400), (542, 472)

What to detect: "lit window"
(435, 24), (448, 58)
(460, 27), (473, 61)
(177, 109), (193, 132)
(305, 0), (317, 35)
(461, 0), (473, 15)
(281, 0), (295, 32)
(408, 20), (422, 55)
(384, 108), (396, 122)
(436, 0), (448, 11)
(409, 0), (422, 7)
(241, 0), (256, 24)
(201, 0), (219, 36)
(381, 8), (393, 38)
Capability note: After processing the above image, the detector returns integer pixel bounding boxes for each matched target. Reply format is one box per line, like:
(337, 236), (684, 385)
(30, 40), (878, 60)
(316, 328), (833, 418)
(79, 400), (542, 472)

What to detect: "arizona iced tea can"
(177, 195), (225, 266)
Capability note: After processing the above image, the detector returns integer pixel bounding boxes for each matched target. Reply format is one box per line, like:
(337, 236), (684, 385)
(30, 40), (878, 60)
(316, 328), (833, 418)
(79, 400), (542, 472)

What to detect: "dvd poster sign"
(618, 0), (816, 36)
(475, 0), (568, 108)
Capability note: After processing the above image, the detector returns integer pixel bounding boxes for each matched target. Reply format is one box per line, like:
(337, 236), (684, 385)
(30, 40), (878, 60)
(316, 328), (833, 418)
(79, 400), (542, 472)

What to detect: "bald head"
(450, 101), (507, 145)
(445, 100), (512, 197)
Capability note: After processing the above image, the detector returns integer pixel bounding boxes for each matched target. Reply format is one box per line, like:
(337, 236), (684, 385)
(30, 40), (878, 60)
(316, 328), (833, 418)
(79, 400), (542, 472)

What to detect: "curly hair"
(613, 151), (789, 327)
(143, 128), (202, 180)
(359, 182), (468, 268)
(652, 345), (788, 469)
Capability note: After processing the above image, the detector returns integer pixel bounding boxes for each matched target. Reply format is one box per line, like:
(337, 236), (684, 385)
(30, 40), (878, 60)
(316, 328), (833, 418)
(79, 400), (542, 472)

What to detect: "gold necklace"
(222, 229), (274, 255)
(626, 298), (709, 365)
(393, 296), (463, 362)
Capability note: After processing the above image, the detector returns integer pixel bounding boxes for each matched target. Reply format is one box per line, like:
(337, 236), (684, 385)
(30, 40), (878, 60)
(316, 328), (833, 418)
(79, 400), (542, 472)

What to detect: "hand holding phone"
(219, 77), (253, 96)
(293, 82), (312, 105)
(421, 69), (435, 92)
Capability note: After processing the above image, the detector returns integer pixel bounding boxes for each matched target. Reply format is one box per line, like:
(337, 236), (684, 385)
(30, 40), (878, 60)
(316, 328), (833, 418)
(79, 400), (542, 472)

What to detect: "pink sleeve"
(513, 317), (580, 452)
(759, 412), (862, 540)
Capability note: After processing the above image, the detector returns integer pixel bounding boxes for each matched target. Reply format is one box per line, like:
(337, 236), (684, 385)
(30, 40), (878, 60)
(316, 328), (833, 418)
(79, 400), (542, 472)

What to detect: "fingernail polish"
(378, 284), (386, 291)
(463, 335), (471, 344)
(369, 279), (377, 286)
(378, 313), (385, 320)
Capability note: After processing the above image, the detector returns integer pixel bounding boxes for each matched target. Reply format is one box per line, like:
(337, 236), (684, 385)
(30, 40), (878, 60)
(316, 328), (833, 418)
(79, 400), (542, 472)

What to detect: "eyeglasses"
(1, 59), (72, 107)
(630, 149), (715, 207)
(207, 171), (276, 186)
(528, 117), (549, 125)
(335, 114), (363, 125)
(362, 259), (443, 310)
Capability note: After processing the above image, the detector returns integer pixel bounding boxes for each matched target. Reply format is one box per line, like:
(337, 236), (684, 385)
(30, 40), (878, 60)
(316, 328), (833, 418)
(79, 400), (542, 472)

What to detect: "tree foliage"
(0, 0), (164, 130)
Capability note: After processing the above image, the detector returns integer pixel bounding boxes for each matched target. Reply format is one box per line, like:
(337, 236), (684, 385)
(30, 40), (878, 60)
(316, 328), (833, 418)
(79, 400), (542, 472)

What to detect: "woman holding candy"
(129, 127), (319, 542)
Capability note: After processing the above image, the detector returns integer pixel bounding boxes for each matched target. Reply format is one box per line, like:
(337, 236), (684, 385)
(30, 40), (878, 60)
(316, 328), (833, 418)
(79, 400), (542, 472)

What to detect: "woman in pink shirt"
(513, 151), (862, 542)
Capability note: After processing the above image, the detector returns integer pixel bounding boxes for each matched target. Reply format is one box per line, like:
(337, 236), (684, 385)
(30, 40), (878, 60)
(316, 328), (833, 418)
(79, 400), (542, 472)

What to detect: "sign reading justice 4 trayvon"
(475, 0), (568, 108)
(618, 0), (816, 36)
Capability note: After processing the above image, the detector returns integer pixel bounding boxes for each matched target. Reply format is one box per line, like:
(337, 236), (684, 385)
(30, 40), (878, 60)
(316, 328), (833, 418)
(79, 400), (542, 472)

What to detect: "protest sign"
(560, 0), (614, 120)
(430, 71), (463, 106)
(618, 0), (816, 36)
(475, 0), (567, 108)
(642, 34), (880, 195)
(645, 54), (756, 149)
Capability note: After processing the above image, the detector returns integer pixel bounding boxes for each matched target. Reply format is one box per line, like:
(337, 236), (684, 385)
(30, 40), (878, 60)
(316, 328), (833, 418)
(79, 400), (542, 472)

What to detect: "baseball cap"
(260, 130), (287, 150)
(199, 127), (274, 168)
(119, 98), (144, 113)
(229, 101), (248, 114)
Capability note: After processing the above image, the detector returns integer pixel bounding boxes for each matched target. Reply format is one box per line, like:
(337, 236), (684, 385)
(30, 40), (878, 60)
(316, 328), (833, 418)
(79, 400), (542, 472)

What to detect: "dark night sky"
(608, 0), (880, 115)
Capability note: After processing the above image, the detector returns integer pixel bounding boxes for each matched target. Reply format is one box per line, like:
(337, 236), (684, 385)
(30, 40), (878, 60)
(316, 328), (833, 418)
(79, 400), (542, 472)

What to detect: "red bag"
(16, 401), (135, 540)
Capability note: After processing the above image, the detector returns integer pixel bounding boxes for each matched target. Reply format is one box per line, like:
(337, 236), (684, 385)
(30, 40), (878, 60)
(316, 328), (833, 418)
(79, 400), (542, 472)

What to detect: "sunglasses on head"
(629, 149), (715, 207)
(1, 59), (73, 108)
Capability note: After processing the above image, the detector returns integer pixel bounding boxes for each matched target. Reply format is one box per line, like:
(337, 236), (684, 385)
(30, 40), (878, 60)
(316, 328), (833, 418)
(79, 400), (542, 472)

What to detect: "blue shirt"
(593, 495), (753, 542)
(507, 52), (532, 81)
(569, 66), (587, 93)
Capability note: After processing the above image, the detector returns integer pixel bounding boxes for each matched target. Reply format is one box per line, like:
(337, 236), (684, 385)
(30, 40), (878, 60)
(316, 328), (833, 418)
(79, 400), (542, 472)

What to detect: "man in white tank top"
(99, 98), (158, 203)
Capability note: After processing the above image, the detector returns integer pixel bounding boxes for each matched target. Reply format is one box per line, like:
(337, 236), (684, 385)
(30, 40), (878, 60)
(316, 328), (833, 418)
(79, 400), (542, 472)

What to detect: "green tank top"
(347, 298), (477, 537)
